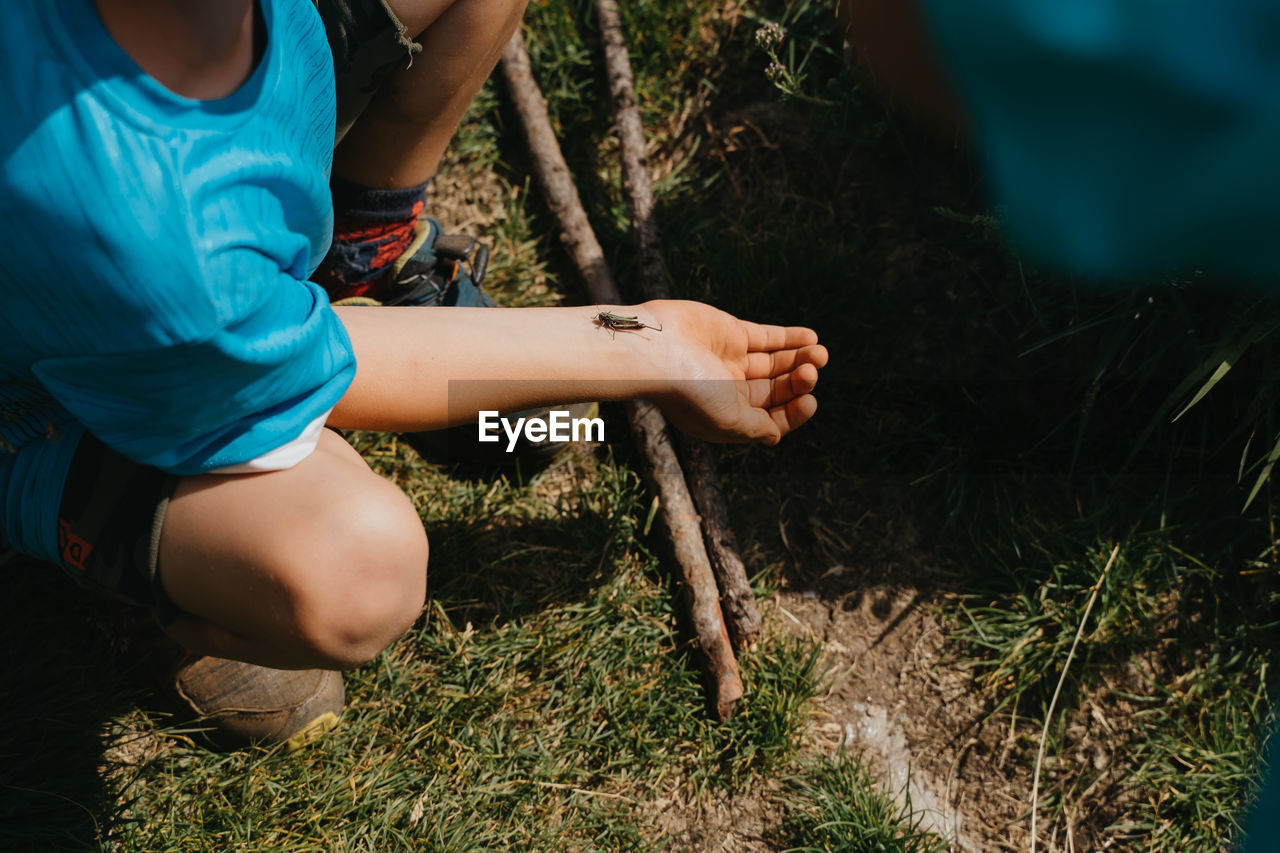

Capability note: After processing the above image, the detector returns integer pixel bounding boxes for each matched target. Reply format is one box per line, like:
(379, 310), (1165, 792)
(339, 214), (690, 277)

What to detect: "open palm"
(642, 300), (828, 445)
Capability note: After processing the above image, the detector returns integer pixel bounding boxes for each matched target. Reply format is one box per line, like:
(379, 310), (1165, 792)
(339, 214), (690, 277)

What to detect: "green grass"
(780, 757), (949, 853)
(2, 446), (826, 851)
(6, 0), (1280, 849)
(950, 529), (1277, 850)
(105, 565), (818, 850)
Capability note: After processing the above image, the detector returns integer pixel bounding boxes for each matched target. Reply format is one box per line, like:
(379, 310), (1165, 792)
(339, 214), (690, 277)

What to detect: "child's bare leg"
(332, 0), (529, 189)
(155, 429), (429, 671)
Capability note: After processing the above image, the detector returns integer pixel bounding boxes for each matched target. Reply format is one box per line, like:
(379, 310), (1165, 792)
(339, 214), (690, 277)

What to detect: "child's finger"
(746, 363), (820, 409)
(744, 344), (829, 379)
(742, 321), (820, 353)
(768, 393), (819, 439)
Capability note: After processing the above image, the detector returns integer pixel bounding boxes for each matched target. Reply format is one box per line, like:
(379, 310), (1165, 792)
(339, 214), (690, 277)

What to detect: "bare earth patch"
(640, 581), (1041, 853)
(775, 588), (984, 851)
(635, 579), (1047, 853)
(650, 782), (782, 852)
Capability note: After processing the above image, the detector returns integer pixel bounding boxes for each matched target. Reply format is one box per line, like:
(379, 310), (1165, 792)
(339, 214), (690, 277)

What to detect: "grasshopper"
(593, 311), (663, 333)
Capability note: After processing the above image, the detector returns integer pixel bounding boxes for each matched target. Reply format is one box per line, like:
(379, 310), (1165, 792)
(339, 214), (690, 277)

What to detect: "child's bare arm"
(327, 299), (827, 445)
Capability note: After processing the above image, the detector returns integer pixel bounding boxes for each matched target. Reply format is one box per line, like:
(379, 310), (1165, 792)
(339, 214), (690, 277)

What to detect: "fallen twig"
(498, 31), (743, 720)
(594, 0), (764, 649)
(679, 440), (762, 648)
(594, 0), (665, 298)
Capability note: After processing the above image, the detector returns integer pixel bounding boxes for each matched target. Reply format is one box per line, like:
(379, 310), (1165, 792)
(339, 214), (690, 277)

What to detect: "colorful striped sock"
(312, 177), (431, 302)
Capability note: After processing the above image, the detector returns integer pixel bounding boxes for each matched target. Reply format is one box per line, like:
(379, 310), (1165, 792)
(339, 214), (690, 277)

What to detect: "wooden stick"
(628, 401), (747, 720)
(498, 31), (743, 720)
(678, 440), (761, 648)
(593, 0), (667, 301)
(594, 0), (763, 649)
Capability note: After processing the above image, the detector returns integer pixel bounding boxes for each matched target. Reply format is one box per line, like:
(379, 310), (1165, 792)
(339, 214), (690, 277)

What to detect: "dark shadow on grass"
(469, 5), (1280, 843)
(0, 557), (141, 852)
(421, 498), (638, 627)
(582, 28), (1280, 844)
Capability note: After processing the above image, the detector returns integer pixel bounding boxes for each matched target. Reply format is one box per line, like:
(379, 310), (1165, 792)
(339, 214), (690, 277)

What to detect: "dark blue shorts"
(317, 0), (424, 144)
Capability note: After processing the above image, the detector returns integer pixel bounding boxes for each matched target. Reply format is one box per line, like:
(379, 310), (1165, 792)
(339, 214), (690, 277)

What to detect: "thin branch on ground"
(498, 29), (743, 720)
(594, 0), (764, 649)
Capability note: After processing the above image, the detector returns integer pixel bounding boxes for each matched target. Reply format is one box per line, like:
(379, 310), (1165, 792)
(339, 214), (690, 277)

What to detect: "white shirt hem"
(208, 410), (331, 473)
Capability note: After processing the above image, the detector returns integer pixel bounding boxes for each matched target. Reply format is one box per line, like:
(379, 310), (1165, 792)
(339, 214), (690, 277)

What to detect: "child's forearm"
(326, 303), (673, 431)
(325, 299), (828, 446)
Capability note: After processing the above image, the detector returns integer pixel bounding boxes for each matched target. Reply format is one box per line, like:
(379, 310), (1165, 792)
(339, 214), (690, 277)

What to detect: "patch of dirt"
(650, 782), (783, 853)
(100, 709), (172, 797)
(711, 441), (1056, 853)
(428, 163), (558, 304)
(638, 575), (1054, 853)
(772, 587), (1005, 853)
(429, 165), (513, 240)
(710, 460), (1158, 852)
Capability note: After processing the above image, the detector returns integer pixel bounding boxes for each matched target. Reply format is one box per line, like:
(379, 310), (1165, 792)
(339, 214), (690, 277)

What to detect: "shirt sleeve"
(31, 250), (355, 476)
(918, 0), (1280, 281)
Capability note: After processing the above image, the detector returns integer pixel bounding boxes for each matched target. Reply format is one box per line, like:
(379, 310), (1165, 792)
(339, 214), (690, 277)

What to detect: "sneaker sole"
(284, 710), (342, 753)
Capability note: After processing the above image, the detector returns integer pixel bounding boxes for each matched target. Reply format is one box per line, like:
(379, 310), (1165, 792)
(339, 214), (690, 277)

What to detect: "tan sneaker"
(172, 655), (344, 752)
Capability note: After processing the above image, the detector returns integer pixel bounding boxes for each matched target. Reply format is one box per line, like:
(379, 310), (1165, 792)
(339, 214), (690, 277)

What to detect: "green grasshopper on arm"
(593, 310), (663, 333)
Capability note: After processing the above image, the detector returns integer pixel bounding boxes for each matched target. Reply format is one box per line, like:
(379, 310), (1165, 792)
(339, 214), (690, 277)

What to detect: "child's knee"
(277, 482), (428, 668)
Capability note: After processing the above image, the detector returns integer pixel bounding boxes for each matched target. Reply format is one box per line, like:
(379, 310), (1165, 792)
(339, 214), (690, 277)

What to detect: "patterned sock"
(312, 177), (431, 302)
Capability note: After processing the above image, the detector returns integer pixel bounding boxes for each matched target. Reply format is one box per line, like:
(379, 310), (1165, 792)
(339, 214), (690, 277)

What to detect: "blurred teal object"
(1246, 724), (1278, 851)
(919, 0), (1280, 282)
